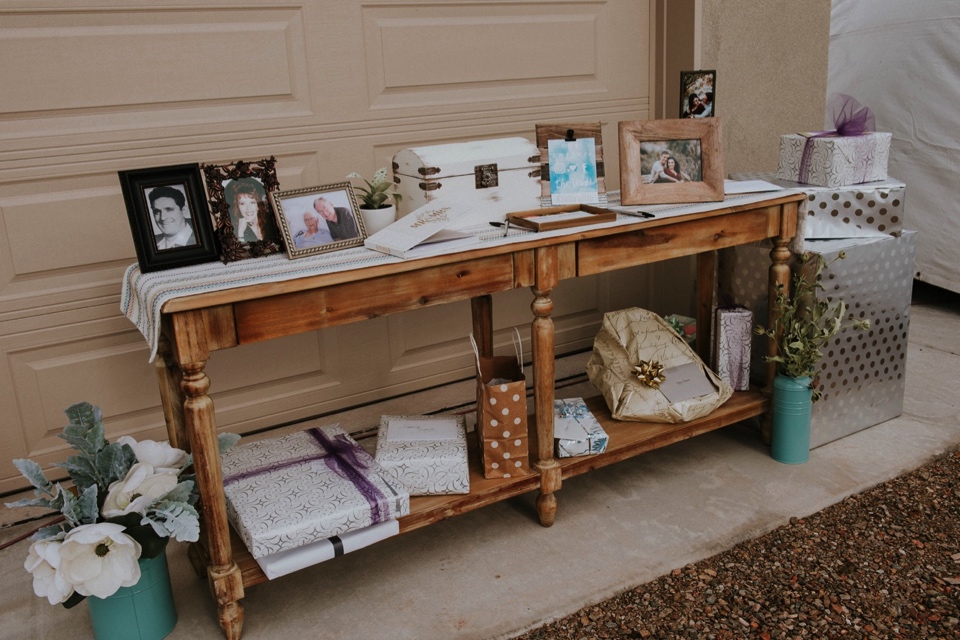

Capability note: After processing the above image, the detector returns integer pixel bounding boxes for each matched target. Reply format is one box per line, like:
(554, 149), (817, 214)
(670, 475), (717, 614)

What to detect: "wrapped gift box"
(730, 172), (905, 243)
(777, 132), (891, 188)
(664, 314), (697, 346)
(718, 231), (916, 447)
(220, 424), (410, 559)
(374, 415), (470, 496)
(712, 306), (752, 391)
(554, 398), (609, 458)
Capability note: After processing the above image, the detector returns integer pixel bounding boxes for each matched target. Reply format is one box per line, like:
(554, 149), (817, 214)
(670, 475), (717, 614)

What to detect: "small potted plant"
(6, 402), (237, 640)
(346, 167), (403, 235)
(754, 252), (869, 464)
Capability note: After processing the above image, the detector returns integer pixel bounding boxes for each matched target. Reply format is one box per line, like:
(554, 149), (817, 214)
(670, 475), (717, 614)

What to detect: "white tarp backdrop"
(829, 0), (960, 293)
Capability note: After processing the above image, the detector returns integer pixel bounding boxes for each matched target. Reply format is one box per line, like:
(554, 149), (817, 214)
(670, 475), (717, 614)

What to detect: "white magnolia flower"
(101, 462), (179, 518)
(58, 523), (141, 599)
(24, 539), (74, 605)
(116, 436), (187, 472)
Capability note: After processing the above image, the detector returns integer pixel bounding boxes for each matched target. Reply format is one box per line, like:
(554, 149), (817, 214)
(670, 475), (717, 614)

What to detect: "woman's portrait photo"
(641, 139), (703, 184)
(271, 183), (365, 259)
(201, 157), (283, 262)
(680, 70), (716, 119)
(224, 177), (279, 245)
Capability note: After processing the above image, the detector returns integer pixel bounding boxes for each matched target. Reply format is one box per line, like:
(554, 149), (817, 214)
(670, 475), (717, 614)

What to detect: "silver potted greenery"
(347, 167), (403, 235)
(754, 252), (869, 463)
(6, 402), (237, 640)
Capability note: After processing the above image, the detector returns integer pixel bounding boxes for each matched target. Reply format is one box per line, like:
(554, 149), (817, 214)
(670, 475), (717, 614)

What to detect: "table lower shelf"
(190, 389), (768, 589)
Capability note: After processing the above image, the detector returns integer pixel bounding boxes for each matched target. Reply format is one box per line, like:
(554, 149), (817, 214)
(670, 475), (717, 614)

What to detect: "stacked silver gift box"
(721, 171), (916, 448)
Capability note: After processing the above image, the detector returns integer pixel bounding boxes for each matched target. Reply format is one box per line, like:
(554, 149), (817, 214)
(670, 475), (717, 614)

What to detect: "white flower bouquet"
(6, 402), (238, 607)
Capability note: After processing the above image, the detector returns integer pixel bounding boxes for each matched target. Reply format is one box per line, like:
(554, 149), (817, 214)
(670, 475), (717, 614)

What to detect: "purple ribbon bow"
(307, 427), (387, 525)
(798, 93), (875, 183)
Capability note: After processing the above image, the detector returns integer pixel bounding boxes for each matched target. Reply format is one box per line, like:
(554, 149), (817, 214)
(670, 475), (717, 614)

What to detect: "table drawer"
(233, 255), (516, 343)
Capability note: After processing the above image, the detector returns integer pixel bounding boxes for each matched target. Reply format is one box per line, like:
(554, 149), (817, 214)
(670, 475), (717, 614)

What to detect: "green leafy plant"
(6, 402), (239, 607)
(346, 167), (402, 209)
(754, 252), (870, 399)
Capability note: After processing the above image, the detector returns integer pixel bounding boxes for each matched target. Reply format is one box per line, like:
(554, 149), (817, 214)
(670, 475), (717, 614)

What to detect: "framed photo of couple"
(270, 183), (365, 259)
(680, 70), (715, 119)
(618, 118), (724, 206)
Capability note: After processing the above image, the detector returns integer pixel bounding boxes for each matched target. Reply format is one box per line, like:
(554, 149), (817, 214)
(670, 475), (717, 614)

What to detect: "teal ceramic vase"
(770, 374), (813, 464)
(86, 552), (178, 640)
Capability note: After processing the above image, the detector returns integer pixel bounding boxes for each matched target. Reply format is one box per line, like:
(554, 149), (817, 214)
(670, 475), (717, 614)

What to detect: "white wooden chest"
(392, 137), (541, 218)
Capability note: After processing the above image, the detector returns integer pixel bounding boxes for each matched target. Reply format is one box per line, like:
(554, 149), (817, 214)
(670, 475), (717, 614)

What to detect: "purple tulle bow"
(798, 93), (875, 183)
(308, 427), (387, 525)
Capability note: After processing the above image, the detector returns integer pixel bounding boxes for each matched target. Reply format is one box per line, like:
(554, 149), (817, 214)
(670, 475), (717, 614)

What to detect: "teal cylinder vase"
(87, 552), (178, 640)
(770, 374), (813, 464)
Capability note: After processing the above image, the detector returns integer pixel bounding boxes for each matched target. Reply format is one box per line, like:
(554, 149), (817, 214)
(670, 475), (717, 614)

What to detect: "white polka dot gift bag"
(470, 329), (531, 479)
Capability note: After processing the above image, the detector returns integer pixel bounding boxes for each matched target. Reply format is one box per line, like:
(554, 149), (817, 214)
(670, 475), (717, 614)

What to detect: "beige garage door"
(0, 1), (668, 492)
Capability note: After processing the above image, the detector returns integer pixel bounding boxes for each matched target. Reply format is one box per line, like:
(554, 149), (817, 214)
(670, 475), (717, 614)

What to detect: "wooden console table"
(148, 193), (801, 639)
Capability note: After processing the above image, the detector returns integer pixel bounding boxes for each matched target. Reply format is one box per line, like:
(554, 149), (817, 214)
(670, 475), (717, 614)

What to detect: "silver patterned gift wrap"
(553, 398), (609, 458)
(777, 132), (891, 188)
(712, 306), (753, 392)
(731, 172), (904, 243)
(718, 231), (916, 448)
(375, 415), (470, 495)
(220, 423), (410, 559)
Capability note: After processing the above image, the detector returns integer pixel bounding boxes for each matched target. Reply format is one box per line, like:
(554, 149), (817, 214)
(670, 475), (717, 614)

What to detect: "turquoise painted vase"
(770, 374), (813, 464)
(87, 552), (178, 640)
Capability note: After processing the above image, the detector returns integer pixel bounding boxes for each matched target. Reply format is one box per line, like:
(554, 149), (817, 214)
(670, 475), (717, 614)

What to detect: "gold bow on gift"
(633, 360), (666, 389)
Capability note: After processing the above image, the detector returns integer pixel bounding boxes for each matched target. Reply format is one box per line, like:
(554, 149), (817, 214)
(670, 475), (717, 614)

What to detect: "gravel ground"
(514, 448), (960, 640)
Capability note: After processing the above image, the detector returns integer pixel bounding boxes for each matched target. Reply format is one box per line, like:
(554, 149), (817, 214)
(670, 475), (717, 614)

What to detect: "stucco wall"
(700, 0), (832, 174)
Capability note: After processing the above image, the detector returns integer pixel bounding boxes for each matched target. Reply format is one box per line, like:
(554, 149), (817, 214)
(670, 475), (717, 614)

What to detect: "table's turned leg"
(155, 332), (187, 450)
(181, 358), (244, 640)
(762, 227), (794, 445)
(531, 245), (562, 527)
(695, 251), (717, 365)
(470, 295), (494, 357)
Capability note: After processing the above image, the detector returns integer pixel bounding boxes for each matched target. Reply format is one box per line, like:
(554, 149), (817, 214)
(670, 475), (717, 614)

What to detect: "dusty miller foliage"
(8, 402), (238, 547)
(754, 252), (870, 400)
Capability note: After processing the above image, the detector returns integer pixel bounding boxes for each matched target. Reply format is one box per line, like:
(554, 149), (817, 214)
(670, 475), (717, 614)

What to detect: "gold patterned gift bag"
(470, 331), (531, 479)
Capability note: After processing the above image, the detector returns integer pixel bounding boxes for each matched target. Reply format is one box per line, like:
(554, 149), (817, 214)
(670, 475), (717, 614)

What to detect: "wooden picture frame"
(202, 157), (284, 262)
(535, 122), (606, 206)
(680, 69), (716, 119)
(118, 163), (218, 273)
(271, 182), (365, 258)
(618, 118), (724, 206)
(506, 204), (616, 231)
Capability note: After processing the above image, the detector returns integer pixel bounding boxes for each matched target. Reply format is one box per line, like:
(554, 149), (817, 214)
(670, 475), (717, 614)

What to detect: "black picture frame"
(118, 163), (219, 273)
(679, 69), (716, 119)
(201, 157), (284, 263)
(271, 183), (366, 259)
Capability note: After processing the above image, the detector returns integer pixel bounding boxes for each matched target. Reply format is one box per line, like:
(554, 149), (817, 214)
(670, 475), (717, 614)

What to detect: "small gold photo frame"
(618, 118), (724, 206)
(271, 182), (365, 258)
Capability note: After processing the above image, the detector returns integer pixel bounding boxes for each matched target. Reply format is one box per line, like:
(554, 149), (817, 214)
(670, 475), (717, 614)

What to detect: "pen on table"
(489, 220), (511, 236)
